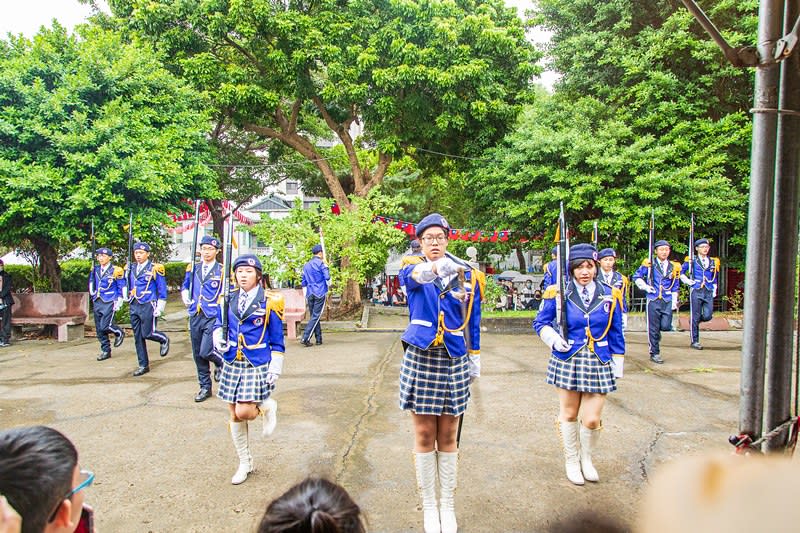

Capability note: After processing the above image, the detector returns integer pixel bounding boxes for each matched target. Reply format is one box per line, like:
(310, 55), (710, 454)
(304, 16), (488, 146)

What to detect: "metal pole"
(740, 0), (783, 441)
(765, 0), (800, 452)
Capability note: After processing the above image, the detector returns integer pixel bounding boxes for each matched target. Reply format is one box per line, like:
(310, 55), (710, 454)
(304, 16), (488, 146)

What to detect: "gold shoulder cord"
(236, 302), (271, 362)
(585, 289), (623, 354)
(433, 269), (478, 346)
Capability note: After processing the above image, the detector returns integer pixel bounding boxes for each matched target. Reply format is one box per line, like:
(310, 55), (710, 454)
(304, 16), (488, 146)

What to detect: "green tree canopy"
(0, 24), (216, 290)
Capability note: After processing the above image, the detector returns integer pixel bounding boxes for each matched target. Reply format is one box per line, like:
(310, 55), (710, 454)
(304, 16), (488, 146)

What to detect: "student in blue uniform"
(181, 236), (225, 402)
(632, 240), (681, 364)
(680, 238), (720, 350)
(597, 248), (629, 330)
(399, 213), (484, 533)
(213, 254), (285, 485)
(541, 245), (558, 289)
(88, 247), (126, 361)
(533, 244), (625, 486)
(127, 242), (169, 376)
(300, 244), (330, 347)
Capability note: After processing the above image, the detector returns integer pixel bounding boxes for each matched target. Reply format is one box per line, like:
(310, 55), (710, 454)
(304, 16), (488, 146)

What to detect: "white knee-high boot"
(579, 423), (601, 482)
(414, 451), (440, 533)
(438, 451), (458, 533)
(557, 420), (585, 485)
(230, 420), (253, 485)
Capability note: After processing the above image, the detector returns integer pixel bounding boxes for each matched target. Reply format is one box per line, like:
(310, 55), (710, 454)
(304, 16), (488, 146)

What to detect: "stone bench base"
(11, 317), (86, 342)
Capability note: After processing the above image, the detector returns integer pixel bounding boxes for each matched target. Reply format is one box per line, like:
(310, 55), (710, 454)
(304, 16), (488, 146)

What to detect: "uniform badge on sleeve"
(603, 302), (611, 313)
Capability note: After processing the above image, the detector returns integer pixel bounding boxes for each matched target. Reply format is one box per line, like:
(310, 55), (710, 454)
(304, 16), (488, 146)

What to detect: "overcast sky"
(0, 0), (556, 87)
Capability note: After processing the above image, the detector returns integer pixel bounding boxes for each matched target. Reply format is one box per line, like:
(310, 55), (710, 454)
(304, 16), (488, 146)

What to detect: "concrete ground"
(0, 307), (742, 532)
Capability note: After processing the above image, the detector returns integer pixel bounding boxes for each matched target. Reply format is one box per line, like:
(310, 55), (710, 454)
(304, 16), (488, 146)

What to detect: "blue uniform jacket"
(215, 286), (285, 368)
(542, 259), (557, 288)
(181, 262), (223, 317)
(301, 256), (330, 297)
(128, 261), (167, 303)
(89, 265), (125, 302)
(681, 256), (720, 292)
(599, 270), (629, 313)
(533, 281), (625, 363)
(399, 253), (484, 357)
(632, 259), (681, 301)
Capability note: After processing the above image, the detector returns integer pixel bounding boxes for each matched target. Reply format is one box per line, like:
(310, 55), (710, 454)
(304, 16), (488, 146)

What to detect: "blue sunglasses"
(48, 469), (94, 523)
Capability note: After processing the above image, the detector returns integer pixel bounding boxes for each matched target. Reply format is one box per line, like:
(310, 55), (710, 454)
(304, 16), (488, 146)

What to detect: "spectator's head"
(0, 426), (91, 533)
(258, 477), (366, 533)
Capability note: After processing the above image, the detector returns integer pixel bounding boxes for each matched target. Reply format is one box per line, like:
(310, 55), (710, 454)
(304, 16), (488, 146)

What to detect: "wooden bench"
(10, 292), (89, 342)
(277, 288), (306, 339)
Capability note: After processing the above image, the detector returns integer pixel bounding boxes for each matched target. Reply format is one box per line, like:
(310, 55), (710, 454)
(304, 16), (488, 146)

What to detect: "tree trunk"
(32, 237), (62, 292)
(515, 248), (526, 273)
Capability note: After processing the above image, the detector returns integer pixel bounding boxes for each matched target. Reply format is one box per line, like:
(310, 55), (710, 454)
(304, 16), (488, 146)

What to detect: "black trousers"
(0, 303), (11, 343)
(92, 299), (122, 353)
(689, 287), (714, 343)
(189, 312), (222, 390)
(130, 301), (168, 368)
(646, 298), (673, 355)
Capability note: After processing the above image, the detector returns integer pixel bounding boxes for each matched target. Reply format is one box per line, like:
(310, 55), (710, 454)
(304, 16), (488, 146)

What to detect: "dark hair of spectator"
(258, 477), (366, 533)
(0, 426), (78, 533)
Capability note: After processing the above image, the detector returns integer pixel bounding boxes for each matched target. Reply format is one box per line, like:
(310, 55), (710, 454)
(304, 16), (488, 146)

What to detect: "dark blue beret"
(416, 213), (450, 238)
(694, 238), (709, 247)
(312, 244), (323, 254)
(598, 248), (616, 259)
(200, 236), (221, 249)
(410, 239), (421, 250)
(95, 247), (113, 256)
(551, 245), (558, 256)
(133, 242), (150, 252)
(569, 243), (598, 262)
(233, 254), (262, 272)
(653, 240), (670, 250)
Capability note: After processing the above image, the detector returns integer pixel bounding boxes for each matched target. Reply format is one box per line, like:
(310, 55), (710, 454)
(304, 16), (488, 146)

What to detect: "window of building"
(286, 181), (299, 194)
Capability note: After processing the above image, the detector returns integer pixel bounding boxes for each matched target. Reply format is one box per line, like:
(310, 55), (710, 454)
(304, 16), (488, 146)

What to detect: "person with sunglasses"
(398, 213), (485, 533)
(0, 426), (94, 533)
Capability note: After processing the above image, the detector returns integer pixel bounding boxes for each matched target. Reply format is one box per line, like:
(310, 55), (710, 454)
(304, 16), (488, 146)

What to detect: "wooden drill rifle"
(647, 209), (655, 287)
(689, 213), (695, 280)
(221, 211), (234, 342)
(125, 211), (134, 300)
(89, 219), (96, 295)
(187, 199), (201, 300)
(556, 202), (568, 335)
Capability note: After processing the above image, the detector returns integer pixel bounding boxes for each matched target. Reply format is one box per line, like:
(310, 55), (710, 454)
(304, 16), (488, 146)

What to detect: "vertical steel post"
(765, 0), (800, 452)
(740, 0), (783, 440)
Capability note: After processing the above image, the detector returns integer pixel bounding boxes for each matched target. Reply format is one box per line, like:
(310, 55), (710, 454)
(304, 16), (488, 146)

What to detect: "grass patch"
(689, 367), (715, 373)
(483, 310), (538, 319)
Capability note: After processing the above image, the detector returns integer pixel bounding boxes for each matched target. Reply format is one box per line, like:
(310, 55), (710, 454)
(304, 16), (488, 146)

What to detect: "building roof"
(248, 195), (292, 212)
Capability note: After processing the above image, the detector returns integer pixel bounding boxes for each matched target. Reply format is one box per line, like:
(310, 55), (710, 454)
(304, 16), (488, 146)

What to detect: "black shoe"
(96, 352), (111, 361)
(0, 341), (10, 348)
(160, 337), (170, 357)
(315, 341), (323, 345)
(133, 366), (150, 377)
(194, 388), (212, 402)
(690, 342), (703, 350)
(114, 329), (126, 348)
(214, 367), (222, 382)
(649, 353), (664, 364)
(301, 339), (312, 347)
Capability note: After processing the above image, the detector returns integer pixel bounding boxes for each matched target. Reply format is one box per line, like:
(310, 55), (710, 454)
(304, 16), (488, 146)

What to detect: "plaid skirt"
(399, 344), (470, 416)
(546, 350), (617, 394)
(217, 359), (275, 404)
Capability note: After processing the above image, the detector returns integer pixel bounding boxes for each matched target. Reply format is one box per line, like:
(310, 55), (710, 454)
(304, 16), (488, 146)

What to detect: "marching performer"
(181, 235), (225, 402)
(88, 247), (126, 361)
(399, 213), (484, 533)
(541, 245), (558, 289)
(597, 248), (629, 330)
(632, 240), (681, 364)
(533, 244), (625, 486)
(127, 242), (170, 376)
(213, 254), (284, 485)
(680, 238), (720, 350)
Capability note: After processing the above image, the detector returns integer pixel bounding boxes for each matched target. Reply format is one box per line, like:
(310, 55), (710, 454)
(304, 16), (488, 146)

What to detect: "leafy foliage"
(0, 24), (216, 290)
(249, 195), (408, 293)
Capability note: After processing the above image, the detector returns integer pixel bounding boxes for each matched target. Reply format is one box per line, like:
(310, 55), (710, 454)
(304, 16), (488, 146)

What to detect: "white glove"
(634, 278), (657, 294)
(434, 257), (463, 278)
(468, 353), (481, 384)
(154, 299), (166, 317)
(539, 326), (571, 352)
(113, 297), (123, 312)
(671, 292), (679, 310)
(680, 274), (696, 286)
(266, 353), (284, 385)
(622, 313), (628, 330)
(213, 328), (229, 352)
(612, 355), (624, 378)
(302, 286), (307, 298)
(181, 289), (193, 307)
(122, 287), (129, 301)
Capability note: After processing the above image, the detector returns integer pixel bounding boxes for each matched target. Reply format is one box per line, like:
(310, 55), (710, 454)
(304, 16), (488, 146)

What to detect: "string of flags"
(167, 200), (255, 234)
(372, 215), (516, 243)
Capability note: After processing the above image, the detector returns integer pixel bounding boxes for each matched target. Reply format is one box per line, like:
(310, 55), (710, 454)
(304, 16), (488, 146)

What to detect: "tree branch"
(222, 35), (267, 76)
(311, 96), (364, 191)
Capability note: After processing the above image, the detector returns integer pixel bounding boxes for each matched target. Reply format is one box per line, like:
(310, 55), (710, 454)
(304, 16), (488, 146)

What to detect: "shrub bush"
(4, 264), (34, 292)
(60, 259), (93, 292)
(165, 262), (188, 291)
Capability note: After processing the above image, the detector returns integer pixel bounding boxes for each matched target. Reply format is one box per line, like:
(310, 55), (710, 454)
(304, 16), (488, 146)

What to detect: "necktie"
(239, 295), (248, 315)
(202, 264), (209, 278)
(582, 286), (590, 307)
(662, 261), (668, 276)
